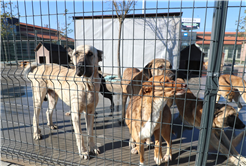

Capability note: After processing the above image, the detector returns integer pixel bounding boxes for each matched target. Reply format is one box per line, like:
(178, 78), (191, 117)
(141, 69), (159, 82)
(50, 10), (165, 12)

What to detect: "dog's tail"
(23, 62), (39, 80)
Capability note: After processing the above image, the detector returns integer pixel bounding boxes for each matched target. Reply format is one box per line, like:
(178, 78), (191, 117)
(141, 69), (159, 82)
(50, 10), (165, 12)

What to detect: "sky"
(2, 0), (246, 38)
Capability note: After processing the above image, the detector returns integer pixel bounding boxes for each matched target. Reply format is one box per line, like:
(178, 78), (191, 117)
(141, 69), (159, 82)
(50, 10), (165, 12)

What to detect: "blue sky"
(3, 0), (246, 38)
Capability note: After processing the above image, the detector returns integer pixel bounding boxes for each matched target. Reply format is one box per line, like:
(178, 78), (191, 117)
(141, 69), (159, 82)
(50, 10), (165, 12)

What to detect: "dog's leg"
(232, 131), (246, 148)
(233, 91), (243, 112)
(122, 94), (128, 120)
(32, 87), (46, 140)
(46, 90), (58, 130)
(216, 94), (221, 103)
(136, 139), (145, 165)
(209, 130), (245, 151)
(210, 132), (246, 166)
(110, 98), (115, 112)
(154, 130), (164, 165)
(71, 107), (88, 159)
(161, 123), (172, 162)
(220, 130), (246, 165)
(85, 112), (100, 155)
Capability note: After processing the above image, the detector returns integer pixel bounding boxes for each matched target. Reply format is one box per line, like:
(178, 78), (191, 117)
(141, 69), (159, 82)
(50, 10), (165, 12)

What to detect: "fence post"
(195, 1), (228, 166)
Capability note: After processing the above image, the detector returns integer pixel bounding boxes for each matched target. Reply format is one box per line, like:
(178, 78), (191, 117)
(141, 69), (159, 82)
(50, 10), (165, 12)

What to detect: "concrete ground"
(1, 65), (246, 166)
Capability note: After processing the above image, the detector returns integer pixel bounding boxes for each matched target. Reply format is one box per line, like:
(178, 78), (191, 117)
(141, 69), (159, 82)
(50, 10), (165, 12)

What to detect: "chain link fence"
(1, 1), (246, 165)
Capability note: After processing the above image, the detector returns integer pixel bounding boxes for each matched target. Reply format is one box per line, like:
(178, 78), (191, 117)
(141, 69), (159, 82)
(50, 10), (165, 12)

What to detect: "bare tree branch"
(111, 0), (137, 79)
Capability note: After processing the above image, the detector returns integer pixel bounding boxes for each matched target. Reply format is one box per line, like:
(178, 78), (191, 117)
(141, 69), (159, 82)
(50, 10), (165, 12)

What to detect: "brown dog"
(24, 45), (103, 159)
(125, 75), (186, 165)
(174, 89), (246, 165)
(216, 74), (246, 111)
(122, 59), (174, 121)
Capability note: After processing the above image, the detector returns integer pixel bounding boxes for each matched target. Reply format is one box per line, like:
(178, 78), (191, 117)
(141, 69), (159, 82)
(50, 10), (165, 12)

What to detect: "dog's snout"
(169, 73), (175, 80)
(227, 115), (246, 129)
(235, 117), (245, 129)
(77, 62), (85, 67)
(227, 99), (232, 102)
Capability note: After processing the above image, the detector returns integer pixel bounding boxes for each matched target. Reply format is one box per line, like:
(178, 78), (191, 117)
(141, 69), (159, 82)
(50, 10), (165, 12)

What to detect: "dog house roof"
(34, 42), (67, 52)
(180, 44), (204, 61)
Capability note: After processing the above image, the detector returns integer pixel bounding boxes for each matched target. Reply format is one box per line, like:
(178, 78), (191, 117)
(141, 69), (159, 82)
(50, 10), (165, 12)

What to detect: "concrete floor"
(1, 65), (246, 166)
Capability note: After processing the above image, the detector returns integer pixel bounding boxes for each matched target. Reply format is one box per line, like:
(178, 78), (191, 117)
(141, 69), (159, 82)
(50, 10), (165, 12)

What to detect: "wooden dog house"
(34, 42), (70, 65)
(179, 44), (205, 76)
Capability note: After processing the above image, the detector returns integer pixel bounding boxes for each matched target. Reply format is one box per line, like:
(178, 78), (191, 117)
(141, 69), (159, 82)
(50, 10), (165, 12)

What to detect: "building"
(196, 32), (245, 64)
(1, 18), (74, 62)
(73, 12), (182, 75)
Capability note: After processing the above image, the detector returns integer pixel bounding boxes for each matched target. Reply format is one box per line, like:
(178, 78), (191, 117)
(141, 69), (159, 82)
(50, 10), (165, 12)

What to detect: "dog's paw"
(49, 125), (58, 130)
(146, 141), (154, 148)
(65, 112), (71, 116)
(164, 154), (172, 161)
(237, 156), (246, 166)
(92, 148), (100, 155)
(79, 151), (89, 160)
(110, 104), (114, 112)
(37, 128), (41, 134)
(139, 162), (144, 165)
(131, 147), (138, 154)
(154, 156), (164, 165)
(33, 133), (42, 140)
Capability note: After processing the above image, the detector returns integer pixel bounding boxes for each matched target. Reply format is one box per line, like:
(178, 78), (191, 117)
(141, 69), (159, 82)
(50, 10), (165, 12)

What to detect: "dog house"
(34, 42), (70, 65)
(179, 44), (205, 76)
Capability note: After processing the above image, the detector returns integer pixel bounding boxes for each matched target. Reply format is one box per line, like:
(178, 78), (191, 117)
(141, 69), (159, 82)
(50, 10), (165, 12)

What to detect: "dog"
(43, 47), (115, 114)
(122, 59), (174, 121)
(19, 61), (30, 67)
(125, 75), (186, 165)
(24, 45), (103, 159)
(174, 89), (246, 165)
(216, 74), (246, 111)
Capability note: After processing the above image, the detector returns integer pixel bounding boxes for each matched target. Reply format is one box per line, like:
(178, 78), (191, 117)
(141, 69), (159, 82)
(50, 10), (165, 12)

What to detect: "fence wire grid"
(1, 0), (246, 166)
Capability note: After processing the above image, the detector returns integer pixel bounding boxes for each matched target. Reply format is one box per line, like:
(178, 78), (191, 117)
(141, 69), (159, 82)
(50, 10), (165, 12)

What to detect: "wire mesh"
(1, 0), (246, 166)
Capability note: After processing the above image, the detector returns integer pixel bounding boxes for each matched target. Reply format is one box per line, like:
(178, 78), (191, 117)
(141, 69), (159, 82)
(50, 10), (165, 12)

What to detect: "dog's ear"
(215, 103), (226, 110)
(140, 82), (153, 95)
(143, 62), (152, 79)
(97, 50), (103, 62)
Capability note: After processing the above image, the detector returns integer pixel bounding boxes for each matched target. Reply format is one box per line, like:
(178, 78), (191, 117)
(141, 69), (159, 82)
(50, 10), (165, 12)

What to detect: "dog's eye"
(87, 51), (93, 56)
(214, 111), (223, 117)
(158, 65), (164, 69)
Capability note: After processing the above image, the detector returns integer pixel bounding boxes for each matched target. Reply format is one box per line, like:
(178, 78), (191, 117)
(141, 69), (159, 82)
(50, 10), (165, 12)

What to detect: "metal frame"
(1, 1), (246, 166)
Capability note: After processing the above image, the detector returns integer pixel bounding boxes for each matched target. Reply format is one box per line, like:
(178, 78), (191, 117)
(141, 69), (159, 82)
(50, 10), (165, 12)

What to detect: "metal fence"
(1, 1), (246, 165)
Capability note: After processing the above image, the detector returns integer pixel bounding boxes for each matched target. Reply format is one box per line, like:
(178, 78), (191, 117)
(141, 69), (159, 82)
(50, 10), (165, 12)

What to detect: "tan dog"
(125, 76), (186, 165)
(24, 45), (103, 159)
(174, 89), (246, 165)
(122, 59), (174, 121)
(216, 74), (246, 111)
(19, 61), (30, 67)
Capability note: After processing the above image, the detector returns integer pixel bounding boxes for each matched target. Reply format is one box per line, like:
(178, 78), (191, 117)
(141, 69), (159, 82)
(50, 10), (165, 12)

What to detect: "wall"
(74, 16), (181, 75)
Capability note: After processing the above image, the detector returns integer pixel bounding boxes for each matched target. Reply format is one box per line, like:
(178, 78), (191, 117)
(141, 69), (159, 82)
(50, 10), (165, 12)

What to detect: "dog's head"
(143, 58), (175, 80)
(213, 104), (245, 129)
(72, 45), (103, 77)
(140, 76), (186, 97)
(64, 45), (74, 63)
(224, 90), (236, 102)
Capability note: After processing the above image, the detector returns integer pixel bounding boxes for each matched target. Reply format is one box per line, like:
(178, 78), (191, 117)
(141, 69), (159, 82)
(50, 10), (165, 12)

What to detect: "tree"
(112, 0), (137, 79)
(236, 10), (246, 64)
(1, 2), (18, 62)
(54, 9), (73, 45)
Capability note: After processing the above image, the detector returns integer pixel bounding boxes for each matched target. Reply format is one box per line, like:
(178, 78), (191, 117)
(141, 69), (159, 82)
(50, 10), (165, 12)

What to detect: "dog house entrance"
(39, 56), (46, 64)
